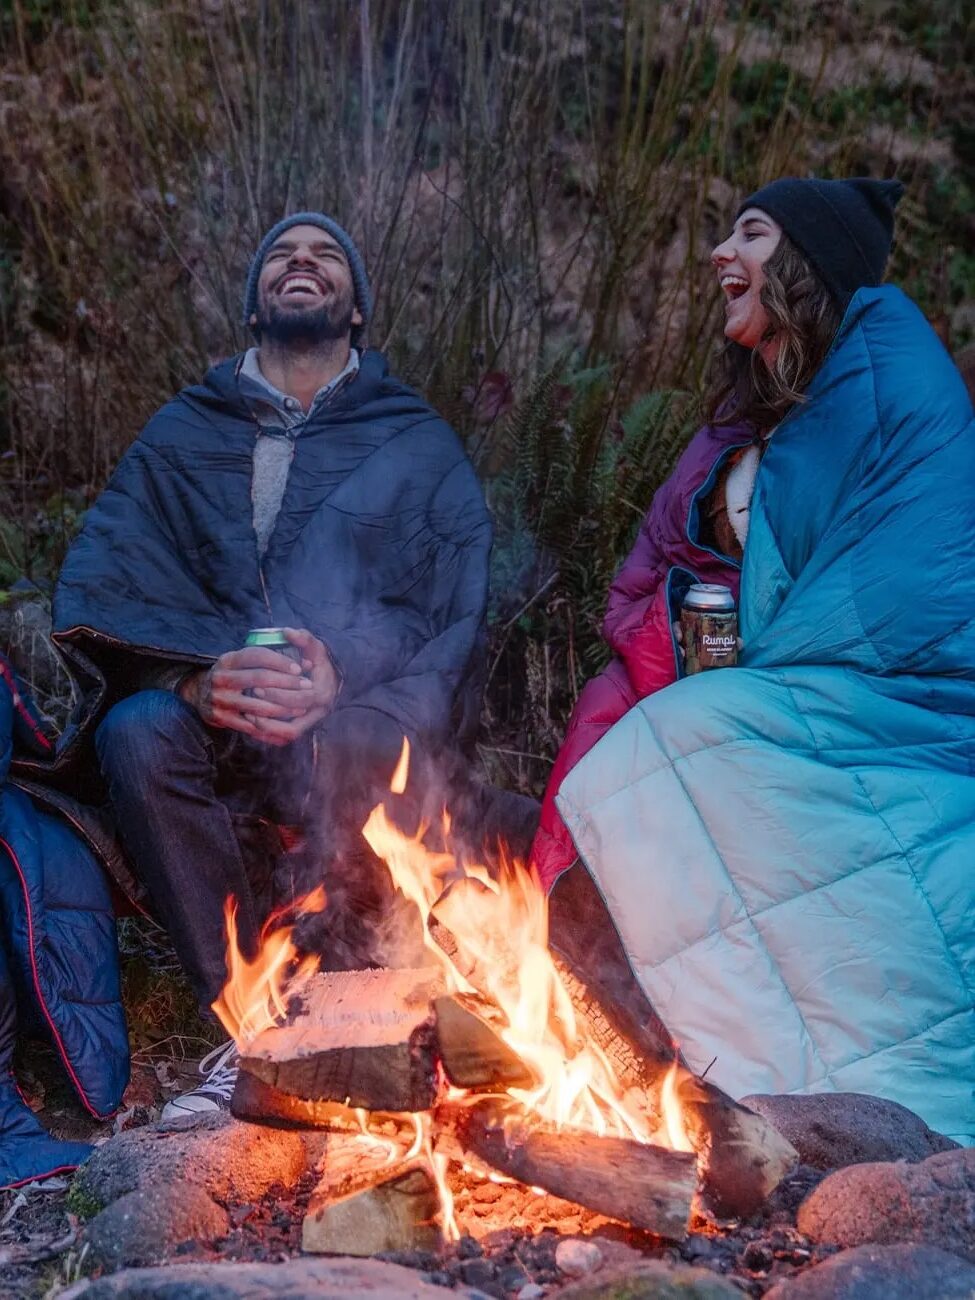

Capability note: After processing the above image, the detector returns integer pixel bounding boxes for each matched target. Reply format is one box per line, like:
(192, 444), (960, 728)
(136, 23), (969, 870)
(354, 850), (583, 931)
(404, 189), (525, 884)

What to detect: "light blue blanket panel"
(558, 288), (975, 1141)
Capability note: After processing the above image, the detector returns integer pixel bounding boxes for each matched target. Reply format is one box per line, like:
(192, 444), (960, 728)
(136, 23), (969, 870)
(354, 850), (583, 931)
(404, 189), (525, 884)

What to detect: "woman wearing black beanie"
(709, 176), (904, 435)
(539, 175), (975, 1142)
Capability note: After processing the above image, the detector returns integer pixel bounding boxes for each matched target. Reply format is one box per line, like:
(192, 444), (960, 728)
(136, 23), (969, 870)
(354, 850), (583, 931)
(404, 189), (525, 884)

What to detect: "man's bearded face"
(254, 224), (361, 345)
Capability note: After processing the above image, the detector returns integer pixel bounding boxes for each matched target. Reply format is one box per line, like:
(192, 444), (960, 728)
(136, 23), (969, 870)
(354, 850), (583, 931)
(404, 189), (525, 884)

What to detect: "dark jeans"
(95, 691), (405, 1013)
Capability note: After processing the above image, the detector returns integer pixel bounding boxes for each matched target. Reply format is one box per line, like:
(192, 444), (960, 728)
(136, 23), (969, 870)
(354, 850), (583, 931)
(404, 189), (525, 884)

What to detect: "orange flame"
(213, 729), (691, 1234)
(362, 739), (666, 1144)
(660, 1059), (694, 1152)
(212, 885), (326, 1049)
(390, 736), (411, 795)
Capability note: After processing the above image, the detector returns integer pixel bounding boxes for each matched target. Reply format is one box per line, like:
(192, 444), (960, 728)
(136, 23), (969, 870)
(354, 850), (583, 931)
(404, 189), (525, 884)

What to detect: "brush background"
(0, 0), (972, 796)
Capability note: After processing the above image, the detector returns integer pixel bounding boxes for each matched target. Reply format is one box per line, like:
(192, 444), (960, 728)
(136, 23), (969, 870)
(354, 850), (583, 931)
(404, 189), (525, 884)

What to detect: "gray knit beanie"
(242, 212), (372, 347)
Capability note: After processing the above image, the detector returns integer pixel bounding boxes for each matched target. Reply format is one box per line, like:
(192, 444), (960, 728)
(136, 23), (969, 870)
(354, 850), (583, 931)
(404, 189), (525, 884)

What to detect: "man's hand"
(247, 628), (340, 746)
(178, 629), (337, 744)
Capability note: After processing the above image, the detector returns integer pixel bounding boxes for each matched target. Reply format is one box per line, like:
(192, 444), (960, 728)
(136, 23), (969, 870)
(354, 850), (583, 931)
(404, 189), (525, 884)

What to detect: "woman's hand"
(673, 621), (686, 664)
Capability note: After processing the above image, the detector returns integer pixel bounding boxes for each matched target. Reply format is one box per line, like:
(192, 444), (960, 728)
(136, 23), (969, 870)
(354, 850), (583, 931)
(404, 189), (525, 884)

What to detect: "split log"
(303, 1159), (440, 1256)
(233, 1067), (358, 1128)
(238, 967), (444, 1113)
(546, 867), (796, 1215)
(431, 866), (674, 1096)
(433, 994), (536, 1091)
(677, 1073), (799, 1218)
(439, 1097), (697, 1240)
(231, 1069), (409, 1130)
(427, 877), (504, 995)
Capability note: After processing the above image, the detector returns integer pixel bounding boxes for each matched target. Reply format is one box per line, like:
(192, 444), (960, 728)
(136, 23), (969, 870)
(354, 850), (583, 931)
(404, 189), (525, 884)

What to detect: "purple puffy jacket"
(531, 418), (753, 890)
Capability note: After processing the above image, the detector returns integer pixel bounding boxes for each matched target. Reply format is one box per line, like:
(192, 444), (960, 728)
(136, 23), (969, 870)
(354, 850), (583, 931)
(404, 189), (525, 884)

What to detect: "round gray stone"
(764, 1243), (975, 1299)
(797, 1147), (975, 1263)
(82, 1182), (229, 1270)
(554, 1261), (743, 1299)
(62, 1256), (492, 1299)
(740, 1094), (958, 1171)
(73, 1112), (312, 1211)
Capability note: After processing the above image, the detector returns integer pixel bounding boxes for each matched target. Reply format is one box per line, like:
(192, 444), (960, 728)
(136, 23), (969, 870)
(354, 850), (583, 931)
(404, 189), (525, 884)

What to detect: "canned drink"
(680, 585), (738, 674)
(245, 627), (304, 667)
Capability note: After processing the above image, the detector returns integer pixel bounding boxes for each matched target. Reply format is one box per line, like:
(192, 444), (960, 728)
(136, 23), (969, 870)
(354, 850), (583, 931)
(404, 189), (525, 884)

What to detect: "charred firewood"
(547, 864), (676, 1088)
(238, 968), (444, 1113)
(433, 993), (537, 1091)
(437, 1096), (697, 1240)
(677, 1072), (799, 1218)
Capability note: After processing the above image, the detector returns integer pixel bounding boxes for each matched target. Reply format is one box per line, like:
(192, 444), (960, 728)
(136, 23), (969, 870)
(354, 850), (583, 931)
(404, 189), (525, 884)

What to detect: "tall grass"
(0, 0), (971, 786)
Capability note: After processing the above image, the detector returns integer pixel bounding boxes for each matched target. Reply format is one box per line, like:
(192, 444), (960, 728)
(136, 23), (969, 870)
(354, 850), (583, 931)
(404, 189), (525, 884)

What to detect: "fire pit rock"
(555, 1238), (604, 1277)
(763, 1243), (975, 1299)
(553, 1260), (743, 1299)
(81, 1182), (229, 1271)
(796, 1147), (975, 1263)
(62, 1257), (493, 1299)
(72, 1112), (318, 1213)
(740, 1093), (958, 1171)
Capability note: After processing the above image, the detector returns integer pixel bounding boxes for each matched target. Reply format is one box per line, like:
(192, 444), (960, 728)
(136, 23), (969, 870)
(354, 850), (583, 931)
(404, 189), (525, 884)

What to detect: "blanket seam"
(851, 768), (973, 999)
(806, 1004), (973, 1085)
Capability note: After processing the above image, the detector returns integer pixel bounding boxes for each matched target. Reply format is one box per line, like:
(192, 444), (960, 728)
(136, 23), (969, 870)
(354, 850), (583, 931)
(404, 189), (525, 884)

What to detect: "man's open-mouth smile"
(275, 272), (328, 300)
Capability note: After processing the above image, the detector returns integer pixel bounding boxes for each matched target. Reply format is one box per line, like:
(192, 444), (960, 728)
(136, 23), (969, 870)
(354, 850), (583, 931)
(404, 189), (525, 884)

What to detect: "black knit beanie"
(737, 177), (905, 308)
(242, 212), (372, 348)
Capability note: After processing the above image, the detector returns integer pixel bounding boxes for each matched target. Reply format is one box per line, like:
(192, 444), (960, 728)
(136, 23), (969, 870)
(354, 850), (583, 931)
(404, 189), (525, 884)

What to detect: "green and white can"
(244, 626), (303, 666)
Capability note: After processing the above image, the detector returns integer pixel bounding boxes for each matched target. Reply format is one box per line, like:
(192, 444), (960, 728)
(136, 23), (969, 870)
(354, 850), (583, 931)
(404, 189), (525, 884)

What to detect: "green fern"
(485, 362), (697, 786)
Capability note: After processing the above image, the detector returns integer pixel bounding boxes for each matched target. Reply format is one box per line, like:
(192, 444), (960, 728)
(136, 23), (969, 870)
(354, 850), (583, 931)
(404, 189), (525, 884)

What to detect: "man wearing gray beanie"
(51, 213), (496, 1117)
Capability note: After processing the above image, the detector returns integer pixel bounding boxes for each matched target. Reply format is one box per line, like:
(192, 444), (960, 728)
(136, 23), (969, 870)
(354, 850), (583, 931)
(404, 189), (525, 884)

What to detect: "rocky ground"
(2, 1050), (972, 1300)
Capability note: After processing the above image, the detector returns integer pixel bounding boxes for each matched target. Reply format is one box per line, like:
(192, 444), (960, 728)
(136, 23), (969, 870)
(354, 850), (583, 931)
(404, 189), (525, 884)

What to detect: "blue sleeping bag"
(0, 656), (128, 1187)
(558, 288), (975, 1142)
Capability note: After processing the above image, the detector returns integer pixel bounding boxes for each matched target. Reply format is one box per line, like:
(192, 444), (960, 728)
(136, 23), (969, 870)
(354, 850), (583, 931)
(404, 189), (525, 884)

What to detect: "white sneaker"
(161, 1040), (239, 1122)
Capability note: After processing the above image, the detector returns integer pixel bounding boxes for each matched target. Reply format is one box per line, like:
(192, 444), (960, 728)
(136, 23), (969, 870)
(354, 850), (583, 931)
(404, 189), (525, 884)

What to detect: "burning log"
(677, 1074), (799, 1218)
(548, 864), (676, 1088)
(238, 968), (444, 1113)
(433, 994), (537, 1091)
(430, 867), (673, 1096)
(438, 1097), (697, 1240)
(427, 878), (497, 992)
(302, 1165), (441, 1256)
(301, 1128), (441, 1255)
(232, 1068), (398, 1130)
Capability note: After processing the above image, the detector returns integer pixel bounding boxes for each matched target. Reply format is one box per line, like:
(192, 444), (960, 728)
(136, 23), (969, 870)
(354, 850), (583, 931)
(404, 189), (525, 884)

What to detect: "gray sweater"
(146, 347), (360, 691)
(237, 347), (361, 558)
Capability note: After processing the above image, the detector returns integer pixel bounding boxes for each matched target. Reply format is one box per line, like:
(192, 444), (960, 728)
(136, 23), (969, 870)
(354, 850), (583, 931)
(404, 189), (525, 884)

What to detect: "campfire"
(212, 741), (797, 1257)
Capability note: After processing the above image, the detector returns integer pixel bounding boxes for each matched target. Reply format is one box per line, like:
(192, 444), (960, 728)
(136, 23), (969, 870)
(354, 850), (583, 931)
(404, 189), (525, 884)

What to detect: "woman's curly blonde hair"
(708, 234), (842, 432)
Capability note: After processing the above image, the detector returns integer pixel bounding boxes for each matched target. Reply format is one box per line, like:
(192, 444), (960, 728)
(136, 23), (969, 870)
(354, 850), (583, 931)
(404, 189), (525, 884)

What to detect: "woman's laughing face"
(711, 208), (782, 351)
